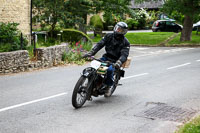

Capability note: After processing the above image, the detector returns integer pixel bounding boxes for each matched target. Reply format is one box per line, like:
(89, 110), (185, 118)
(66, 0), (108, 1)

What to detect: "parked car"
(152, 20), (182, 32)
(193, 21), (200, 31)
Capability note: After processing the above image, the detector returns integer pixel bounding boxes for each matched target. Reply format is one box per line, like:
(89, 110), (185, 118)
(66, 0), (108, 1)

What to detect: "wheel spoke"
(75, 78), (89, 105)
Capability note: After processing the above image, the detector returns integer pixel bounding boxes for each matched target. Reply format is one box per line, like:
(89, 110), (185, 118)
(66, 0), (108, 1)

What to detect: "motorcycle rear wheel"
(72, 76), (90, 108)
(111, 74), (120, 95)
(105, 73), (120, 97)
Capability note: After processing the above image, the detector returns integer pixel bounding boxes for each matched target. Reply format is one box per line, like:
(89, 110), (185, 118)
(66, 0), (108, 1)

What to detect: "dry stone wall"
(0, 50), (29, 73)
(0, 44), (69, 74)
(34, 44), (69, 68)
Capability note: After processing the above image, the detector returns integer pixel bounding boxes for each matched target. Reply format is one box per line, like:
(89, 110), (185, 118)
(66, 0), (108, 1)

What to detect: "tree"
(93, 0), (132, 28)
(33, 0), (132, 34)
(64, 0), (94, 33)
(94, 0), (132, 14)
(162, 0), (200, 41)
(135, 0), (200, 41)
(33, 0), (94, 33)
(93, 0), (132, 19)
(33, 0), (68, 37)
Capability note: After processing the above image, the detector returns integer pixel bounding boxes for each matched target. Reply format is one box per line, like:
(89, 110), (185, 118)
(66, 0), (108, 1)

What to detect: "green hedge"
(62, 29), (92, 44)
(90, 15), (104, 30)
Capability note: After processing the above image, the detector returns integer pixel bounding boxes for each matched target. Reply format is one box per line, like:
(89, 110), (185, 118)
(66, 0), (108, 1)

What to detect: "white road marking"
(0, 73), (149, 113)
(133, 48), (194, 58)
(134, 54), (151, 58)
(0, 92), (67, 113)
(121, 73), (149, 80)
(197, 60), (200, 62)
(167, 63), (191, 70)
(134, 47), (149, 50)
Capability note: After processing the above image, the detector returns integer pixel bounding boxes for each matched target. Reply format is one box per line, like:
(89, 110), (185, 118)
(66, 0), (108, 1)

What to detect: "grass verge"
(88, 32), (200, 47)
(88, 32), (175, 46)
(87, 34), (102, 42)
(126, 32), (174, 46)
(167, 32), (200, 46)
(176, 115), (200, 133)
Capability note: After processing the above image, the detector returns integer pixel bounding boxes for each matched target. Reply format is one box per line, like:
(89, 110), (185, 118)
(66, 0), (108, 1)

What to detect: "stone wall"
(0, 0), (31, 36)
(0, 50), (29, 74)
(0, 44), (69, 74)
(34, 44), (69, 68)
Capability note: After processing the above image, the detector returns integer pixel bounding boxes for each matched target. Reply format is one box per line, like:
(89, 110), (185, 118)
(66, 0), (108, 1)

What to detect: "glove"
(82, 50), (94, 58)
(114, 60), (122, 69)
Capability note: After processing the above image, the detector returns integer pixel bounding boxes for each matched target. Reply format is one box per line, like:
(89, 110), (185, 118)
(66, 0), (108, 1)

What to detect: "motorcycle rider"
(83, 22), (130, 97)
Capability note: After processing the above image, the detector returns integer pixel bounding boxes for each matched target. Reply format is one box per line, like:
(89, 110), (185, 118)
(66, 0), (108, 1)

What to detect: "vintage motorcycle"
(72, 58), (131, 109)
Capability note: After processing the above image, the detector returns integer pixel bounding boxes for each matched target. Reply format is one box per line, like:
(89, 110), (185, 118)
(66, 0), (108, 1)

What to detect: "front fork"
(82, 67), (96, 100)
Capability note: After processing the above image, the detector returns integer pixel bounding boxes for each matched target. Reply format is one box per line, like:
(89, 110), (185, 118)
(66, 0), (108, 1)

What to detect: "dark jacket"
(92, 33), (130, 63)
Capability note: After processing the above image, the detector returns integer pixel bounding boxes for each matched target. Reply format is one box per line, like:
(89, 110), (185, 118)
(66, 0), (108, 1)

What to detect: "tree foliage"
(33, 0), (132, 33)
(90, 15), (104, 29)
(33, 0), (68, 36)
(94, 0), (132, 14)
(161, 0), (200, 41)
(94, 0), (132, 28)
(135, 0), (200, 41)
(63, 0), (94, 33)
(33, 0), (93, 34)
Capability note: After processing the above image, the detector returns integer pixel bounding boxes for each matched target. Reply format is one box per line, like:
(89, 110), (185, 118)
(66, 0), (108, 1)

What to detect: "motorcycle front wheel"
(72, 76), (90, 108)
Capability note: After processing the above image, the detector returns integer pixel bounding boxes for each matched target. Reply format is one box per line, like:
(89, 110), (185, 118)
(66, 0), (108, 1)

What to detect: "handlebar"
(91, 57), (115, 66)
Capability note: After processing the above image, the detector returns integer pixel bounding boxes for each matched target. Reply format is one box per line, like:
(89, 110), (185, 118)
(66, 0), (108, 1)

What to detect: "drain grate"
(135, 104), (196, 122)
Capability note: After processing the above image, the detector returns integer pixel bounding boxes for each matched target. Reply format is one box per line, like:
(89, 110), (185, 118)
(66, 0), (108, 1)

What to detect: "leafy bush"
(62, 50), (85, 65)
(70, 41), (92, 52)
(146, 10), (160, 26)
(62, 29), (92, 44)
(61, 41), (91, 65)
(137, 14), (146, 29)
(90, 15), (104, 30)
(0, 22), (28, 52)
(125, 19), (139, 30)
(82, 41), (92, 51)
(39, 38), (58, 47)
(129, 9), (148, 29)
(62, 51), (67, 62)
(103, 12), (116, 29)
(65, 51), (83, 64)
(169, 10), (184, 24)
(26, 43), (40, 59)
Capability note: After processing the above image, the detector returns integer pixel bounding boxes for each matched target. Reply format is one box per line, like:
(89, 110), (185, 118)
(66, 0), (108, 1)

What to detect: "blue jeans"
(100, 57), (115, 86)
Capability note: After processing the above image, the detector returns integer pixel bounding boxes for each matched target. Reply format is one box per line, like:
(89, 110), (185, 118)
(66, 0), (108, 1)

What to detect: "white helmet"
(114, 22), (128, 35)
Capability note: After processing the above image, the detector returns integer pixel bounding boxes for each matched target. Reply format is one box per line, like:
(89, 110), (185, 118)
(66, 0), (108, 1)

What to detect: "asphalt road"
(0, 47), (200, 133)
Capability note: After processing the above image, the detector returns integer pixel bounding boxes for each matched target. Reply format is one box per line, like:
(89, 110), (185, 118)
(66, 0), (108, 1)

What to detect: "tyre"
(110, 72), (120, 96)
(72, 76), (90, 108)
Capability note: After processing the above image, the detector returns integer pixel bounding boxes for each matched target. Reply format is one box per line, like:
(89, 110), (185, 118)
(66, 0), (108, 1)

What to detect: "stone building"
(131, 0), (165, 9)
(0, 0), (31, 37)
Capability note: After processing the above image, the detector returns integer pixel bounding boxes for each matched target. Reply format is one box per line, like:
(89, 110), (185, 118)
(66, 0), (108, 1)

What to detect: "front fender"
(82, 67), (96, 77)
(81, 67), (97, 100)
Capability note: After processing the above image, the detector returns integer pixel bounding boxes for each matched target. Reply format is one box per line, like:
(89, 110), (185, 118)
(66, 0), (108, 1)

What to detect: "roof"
(156, 19), (175, 22)
(131, 0), (165, 9)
